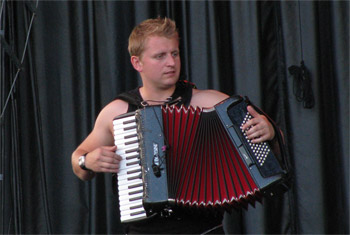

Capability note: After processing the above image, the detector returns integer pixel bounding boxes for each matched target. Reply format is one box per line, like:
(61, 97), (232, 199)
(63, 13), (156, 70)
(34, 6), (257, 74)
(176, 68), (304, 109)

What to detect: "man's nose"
(166, 54), (176, 66)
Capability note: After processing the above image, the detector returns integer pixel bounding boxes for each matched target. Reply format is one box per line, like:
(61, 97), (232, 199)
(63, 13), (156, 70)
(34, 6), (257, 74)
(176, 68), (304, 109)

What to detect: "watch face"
(79, 156), (85, 167)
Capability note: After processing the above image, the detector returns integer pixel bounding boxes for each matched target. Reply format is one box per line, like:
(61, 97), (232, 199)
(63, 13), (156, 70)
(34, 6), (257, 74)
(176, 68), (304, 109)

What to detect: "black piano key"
(130, 210), (146, 216)
(125, 139), (139, 145)
(128, 183), (143, 189)
(127, 168), (142, 174)
(123, 119), (136, 125)
(124, 133), (138, 139)
(124, 125), (137, 131)
(129, 195), (143, 202)
(127, 174), (142, 181)
(126, 154), (139, 160)
(130, 204), (144, 210)
(126, 148), (139, 154)
(129, 189), (143, 195)
(126, 160), (139, 166)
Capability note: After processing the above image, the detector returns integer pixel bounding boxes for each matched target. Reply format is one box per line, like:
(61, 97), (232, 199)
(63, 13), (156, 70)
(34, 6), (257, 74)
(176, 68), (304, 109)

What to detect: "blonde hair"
(128, 17), (178, 57)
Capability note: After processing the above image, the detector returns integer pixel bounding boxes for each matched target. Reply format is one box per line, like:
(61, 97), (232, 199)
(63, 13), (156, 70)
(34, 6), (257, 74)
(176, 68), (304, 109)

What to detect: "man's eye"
(172, 52), (179, 57)
(156, 54), (165, 59)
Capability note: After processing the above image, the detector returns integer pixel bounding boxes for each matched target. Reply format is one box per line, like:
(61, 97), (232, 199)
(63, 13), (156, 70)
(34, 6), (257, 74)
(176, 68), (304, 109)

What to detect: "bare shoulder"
(95, 99), (129, 132)
(77, 99), (129, 152)
(190, 89), (229, 108)
(100, 99), (129, 117)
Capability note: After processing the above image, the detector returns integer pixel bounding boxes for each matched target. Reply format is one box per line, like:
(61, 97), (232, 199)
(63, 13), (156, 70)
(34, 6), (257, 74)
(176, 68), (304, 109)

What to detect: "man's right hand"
(85, 145), (122, 173)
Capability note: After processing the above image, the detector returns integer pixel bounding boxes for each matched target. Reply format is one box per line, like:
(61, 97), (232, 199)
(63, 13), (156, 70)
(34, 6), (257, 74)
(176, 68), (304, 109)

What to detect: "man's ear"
(131, 56), (142, 72)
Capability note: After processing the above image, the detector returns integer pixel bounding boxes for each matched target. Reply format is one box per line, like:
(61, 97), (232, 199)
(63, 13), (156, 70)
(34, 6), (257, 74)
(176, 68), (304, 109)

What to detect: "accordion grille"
(162, 105), (259, 208)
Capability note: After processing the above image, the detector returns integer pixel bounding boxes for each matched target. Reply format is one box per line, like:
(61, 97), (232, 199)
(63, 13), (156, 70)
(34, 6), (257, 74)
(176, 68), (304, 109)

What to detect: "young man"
(72, 17), (276, 234)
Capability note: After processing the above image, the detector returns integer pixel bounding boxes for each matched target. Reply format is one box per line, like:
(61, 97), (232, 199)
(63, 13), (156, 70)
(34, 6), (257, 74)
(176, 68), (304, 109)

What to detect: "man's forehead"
(143, 36), (179, 52)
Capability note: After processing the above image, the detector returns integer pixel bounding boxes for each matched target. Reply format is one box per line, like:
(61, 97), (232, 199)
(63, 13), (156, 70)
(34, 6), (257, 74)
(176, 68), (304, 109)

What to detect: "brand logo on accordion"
(153, 143), (159, 164)
(152, 143), (162, 177)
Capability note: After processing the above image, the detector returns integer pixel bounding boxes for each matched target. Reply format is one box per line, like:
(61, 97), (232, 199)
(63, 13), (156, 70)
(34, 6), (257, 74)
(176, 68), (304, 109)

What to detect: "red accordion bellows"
(161, 105), (260, 208)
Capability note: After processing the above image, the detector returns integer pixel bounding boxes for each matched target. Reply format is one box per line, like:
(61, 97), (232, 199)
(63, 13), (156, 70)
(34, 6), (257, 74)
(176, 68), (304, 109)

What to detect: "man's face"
(132, 35), (181, 89)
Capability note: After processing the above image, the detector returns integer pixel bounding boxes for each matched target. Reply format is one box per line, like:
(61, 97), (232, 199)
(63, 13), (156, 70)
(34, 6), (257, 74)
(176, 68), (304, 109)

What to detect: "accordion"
(113, 95), (288, 223)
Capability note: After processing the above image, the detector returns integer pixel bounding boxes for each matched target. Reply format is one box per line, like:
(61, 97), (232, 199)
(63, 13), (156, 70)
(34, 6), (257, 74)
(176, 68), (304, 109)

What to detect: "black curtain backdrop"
(1, 0), (348, 234)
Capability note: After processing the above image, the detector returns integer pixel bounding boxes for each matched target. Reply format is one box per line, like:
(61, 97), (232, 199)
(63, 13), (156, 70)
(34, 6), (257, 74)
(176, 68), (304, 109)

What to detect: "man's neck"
(139, 85), (176, 105)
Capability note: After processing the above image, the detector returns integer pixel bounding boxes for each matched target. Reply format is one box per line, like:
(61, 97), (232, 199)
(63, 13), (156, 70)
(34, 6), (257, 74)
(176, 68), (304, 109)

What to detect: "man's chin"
(162, 76), (179, 86)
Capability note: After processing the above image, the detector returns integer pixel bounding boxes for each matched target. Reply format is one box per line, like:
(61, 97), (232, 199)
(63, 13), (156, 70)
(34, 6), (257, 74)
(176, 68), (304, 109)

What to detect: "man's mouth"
(164, 70), (176, 75)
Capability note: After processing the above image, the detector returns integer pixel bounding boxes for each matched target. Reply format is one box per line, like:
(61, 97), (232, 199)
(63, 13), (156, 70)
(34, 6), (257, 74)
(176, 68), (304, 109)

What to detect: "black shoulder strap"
(115, 88), (143, 112)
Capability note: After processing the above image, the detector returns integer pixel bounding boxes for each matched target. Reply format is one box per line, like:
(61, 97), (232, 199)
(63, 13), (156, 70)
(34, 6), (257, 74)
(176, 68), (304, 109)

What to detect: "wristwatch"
(78, 153), (90, 171)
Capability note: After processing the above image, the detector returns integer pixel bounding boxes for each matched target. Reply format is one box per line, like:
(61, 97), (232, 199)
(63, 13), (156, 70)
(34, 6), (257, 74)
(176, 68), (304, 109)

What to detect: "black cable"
(0, 0), (6, 231)
(11, 87), (20, 234)
(0, 0), (5, 21)
(297, 1), (304, 62)
(0, 0), (39, 233)
(288, 0), (315, 109)
(24, 2), (52, 232)
(0, 1), (37, 121)
(8, 1), (21, 233)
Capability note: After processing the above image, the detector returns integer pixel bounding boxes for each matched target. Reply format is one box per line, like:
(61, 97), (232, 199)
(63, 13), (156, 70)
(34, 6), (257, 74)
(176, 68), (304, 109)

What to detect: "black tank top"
(115, 80), (195, 112)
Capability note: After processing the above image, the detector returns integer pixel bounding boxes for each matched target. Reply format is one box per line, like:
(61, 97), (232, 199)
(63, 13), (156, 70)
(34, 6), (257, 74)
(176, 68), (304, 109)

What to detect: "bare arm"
(71, 99), (129, 181)
(190, 89), (229, 108)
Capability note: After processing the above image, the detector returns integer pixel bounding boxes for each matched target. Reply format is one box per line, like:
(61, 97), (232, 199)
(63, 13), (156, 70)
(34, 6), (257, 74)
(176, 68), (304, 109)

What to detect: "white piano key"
(119, 200), (143, 211)
(118, 183), (143, 192)
(113, 122), (137, 132)
(117, 172), (141, 180)
(118, 168), (141, 177)
(118, 160), (140, 171)
(117, 171), (141, 180)
(120, 202), (145, 214)
(118, 182), (143, 191)
(115, 148), (138, 157)
(117, 178), (143, 187)
(114, 142), (139, 151)
(123, 153), (140, 161)
(114, 130), (136, 139)
(117, 152), (139, 162)
(114, 122), (136, 130)
(119, 199), (143, 208)
(118, 173), (142, 182)
(114, 131), (138, 141)
(119, 192), (143, 202)
(114, 136), (138, 146)
(113, 115), (135, 125)
(119, 154), (140, 162)
(121, 208), (146, 217)
(115, 134), (138, 142)
(118, 164), (141, 173)
(118, 187), (143, 197)
(113, 119), (135, 126)
(117, 181), (143, 190)
(121, 212), (147, 223)
(118, 171), (141, 181)
(119, 207), (145, 218)
(120, 143), (139, 151)
(119, 202), (143, 212)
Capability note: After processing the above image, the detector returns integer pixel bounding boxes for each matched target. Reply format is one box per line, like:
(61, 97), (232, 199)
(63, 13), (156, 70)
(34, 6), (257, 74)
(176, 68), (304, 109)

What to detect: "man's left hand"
(241, 105), (275, 143)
